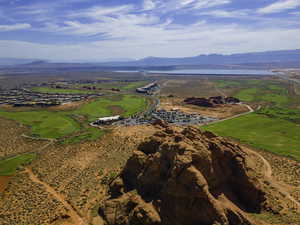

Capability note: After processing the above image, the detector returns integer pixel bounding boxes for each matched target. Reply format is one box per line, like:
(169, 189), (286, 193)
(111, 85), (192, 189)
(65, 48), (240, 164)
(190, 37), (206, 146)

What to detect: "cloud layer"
(0, 0), (299, 60)
(0, 23), (31, 32)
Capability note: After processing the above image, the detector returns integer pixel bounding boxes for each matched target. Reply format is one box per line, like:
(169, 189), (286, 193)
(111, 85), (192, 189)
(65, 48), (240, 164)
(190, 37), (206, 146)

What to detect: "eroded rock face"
(184, 96), (240, 107)
(99, 126), (267, 225)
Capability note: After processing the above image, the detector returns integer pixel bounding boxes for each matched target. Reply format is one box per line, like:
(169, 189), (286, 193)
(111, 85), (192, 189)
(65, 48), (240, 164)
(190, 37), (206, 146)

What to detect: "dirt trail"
(244, 147), (272, 178)
(0, 176), (11, 193)
(243, 147), (300, 209)
(25, 168), (88, 225)
(203, 84), (254, 125)
(21, 136), (88, 225)
(200, 103), (254, 126)
(214, 84), (227, 97)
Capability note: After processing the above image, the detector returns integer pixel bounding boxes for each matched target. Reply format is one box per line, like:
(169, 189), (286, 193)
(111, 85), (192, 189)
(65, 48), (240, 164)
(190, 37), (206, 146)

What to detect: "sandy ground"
(0, 176), (11, 193)
(25, 168), (88, 225)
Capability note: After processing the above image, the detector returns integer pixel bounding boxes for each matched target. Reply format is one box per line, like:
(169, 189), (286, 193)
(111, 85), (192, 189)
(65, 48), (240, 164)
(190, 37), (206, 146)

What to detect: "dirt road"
(200, 103), (254, 126)
(19, 135), (88, 224)
(243, 147), (300, 209)
(25, 168), (88, 225)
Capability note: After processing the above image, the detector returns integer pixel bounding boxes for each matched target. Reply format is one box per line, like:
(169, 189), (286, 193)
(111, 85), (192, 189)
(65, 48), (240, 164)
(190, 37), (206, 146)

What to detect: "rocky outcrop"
(184, 96), (240, 107)
(99, 125), (267, 225)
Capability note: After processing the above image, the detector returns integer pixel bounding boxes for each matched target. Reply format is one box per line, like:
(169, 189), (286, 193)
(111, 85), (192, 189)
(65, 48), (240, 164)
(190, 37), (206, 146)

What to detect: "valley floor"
(0, 74), (300, 224)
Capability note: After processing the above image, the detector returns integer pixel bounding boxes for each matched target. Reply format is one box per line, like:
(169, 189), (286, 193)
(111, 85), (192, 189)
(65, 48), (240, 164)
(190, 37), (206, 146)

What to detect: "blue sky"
(0, 0), (300, 61)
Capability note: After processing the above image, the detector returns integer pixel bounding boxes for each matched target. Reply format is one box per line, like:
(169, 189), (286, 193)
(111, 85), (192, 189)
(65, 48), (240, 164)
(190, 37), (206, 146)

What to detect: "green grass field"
(257, 107), (300, 123)
(0, 94), (148, 140)
(74, 95), (148, 121)
(209, 79), (300, 161)
(62, 127), (107, 144)
(31, 87), (95, 94)
(0, 110), (80, 139)
(234, 88), (258, 102)
(214, 79), (290, 106)
(74, 81), (148, 91)
(121, 81), (149, 90)
(203, 113), (300, 161)
(214, 80), (242, 88)
(0, 153), (36, 176)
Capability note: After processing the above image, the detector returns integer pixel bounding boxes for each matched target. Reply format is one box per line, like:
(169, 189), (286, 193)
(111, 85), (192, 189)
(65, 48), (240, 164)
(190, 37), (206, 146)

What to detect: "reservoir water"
(116, 69), (276, 75)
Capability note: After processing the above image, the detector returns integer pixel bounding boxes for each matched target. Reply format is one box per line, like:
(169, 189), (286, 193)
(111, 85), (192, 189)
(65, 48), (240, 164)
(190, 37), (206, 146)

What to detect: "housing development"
(0, 88), (103, 107)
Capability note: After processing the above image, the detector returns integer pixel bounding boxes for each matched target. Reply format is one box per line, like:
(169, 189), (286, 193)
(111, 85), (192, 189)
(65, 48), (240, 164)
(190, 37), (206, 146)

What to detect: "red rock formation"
(184, 96), (240, 107)
(99, 125), (271, 225)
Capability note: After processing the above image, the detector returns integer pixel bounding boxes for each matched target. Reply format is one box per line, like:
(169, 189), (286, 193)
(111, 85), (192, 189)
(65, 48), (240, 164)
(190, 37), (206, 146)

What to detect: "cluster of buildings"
(42, 79), (145, 86)
(100, 109), (216, 127)
(0, 89), (103, 107)
(152, 109), (216, 125)
(136, 82), (159, 95)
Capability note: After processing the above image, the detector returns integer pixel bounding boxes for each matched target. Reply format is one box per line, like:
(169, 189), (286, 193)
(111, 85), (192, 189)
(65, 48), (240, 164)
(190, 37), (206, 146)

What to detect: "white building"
(94, 115), (121, 125)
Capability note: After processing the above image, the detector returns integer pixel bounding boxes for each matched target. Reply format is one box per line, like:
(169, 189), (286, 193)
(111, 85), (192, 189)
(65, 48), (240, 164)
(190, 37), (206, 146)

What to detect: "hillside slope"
(99, 123), (300, 225)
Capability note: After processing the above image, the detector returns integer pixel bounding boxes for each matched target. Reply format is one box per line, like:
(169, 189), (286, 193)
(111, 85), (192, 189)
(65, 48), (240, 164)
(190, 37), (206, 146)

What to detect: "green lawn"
(121, 81), (149, 90)
(31, 87), (95, 94)
(214, 79), (290, 107)
(0, 153), (36, 176)
(210, 79), (300, 161)
(203, 113), (300, 161)
(234, 82), (289, 106)
(0, 95), (148, 139)
(257, 107), (300, 123)
(214, 79), (264, 88)
(214, 80), (242, 88)
(74, 81), (148, 91)
(0, 110), (80, 139)
(62, 127), (107, 144)
(234, 88), (258, 102)
(74, 95), (148, 121)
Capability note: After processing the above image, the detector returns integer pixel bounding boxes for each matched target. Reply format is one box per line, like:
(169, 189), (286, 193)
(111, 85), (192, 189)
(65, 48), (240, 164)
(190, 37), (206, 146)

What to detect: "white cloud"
(68, 5), (134, 19)
(192, 0), (231, 9)
(258, 0), (300, 14)
(143, 0), (156, 10)
(1, 0), (300, 61)
(3, 21), (300, 61)
(199, 10), (248, 18)
(0, 23), (31, 31)
(139, 0), (231, 12)
(44, 13), (161, 37)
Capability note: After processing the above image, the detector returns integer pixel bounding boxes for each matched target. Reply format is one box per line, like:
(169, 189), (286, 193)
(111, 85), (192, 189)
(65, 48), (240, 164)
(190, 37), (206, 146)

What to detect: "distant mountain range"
(1, 49), (300, 69)
(0, 58), (42, 66)
(98, 49), (300, 67)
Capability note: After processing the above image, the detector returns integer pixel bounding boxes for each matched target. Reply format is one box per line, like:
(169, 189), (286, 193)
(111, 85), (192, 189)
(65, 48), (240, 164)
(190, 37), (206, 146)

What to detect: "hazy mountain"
(98, 49), (300, 67)
(3, 49), (300, 69)
(0, 58), (42, 66)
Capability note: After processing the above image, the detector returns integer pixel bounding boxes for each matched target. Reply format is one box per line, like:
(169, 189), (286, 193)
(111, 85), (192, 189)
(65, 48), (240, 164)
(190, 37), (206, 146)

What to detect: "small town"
(0, 88), (103, 107)
(96, 109), (216, 127)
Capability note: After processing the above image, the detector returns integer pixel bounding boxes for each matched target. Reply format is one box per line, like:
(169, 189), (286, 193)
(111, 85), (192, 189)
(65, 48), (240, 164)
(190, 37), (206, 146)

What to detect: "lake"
(115, 69), (276, 75)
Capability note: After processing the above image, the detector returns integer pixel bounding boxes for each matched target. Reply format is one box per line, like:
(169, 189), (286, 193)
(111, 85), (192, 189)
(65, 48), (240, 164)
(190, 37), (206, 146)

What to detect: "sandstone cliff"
(99, 124), (297, 225)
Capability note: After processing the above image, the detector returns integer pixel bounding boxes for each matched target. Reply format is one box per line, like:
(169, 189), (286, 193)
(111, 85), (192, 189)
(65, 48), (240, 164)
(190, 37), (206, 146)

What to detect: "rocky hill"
(184, 96), (240, 108)
(99, 122), (300, 225)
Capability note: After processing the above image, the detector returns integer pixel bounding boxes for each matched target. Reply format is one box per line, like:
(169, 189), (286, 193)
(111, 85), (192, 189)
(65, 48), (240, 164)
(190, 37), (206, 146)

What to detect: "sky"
(0, 0), (300, 61)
